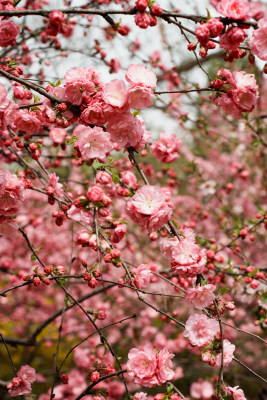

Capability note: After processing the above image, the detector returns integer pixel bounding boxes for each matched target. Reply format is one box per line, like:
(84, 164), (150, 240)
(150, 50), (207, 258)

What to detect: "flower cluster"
(127, 344), (174, 387)
(7, 365), (36, 397)
(150, 132), (182, 164)
(212, 69), (259, 118)
(126, 185), (173, 232)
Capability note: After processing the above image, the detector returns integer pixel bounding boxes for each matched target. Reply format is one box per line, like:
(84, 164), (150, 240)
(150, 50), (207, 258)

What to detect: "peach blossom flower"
(102, 79), (128, 108)
(150, 132), (182, 164)
(74, 125), (113, 161)
(126, 185), (173, 232)
(126, 64), (157, 88)
(214, 339), (235, 366)
(184, 284), (216, 309)
(190, 381), (214, 399)
(225, 385), (247, 399)
(0, 20), (20, 47)
(0, 170), (24, 216)
(134, 264), (152, 289)
(250, 17), (267, 60)
(183, 314), (219, 347)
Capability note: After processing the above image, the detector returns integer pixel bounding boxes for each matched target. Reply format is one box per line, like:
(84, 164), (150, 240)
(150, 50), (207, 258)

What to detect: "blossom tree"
(0, 0), (267, 400)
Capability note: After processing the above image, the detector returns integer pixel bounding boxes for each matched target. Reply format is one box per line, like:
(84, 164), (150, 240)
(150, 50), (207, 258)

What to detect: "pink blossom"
(213, 93), (242, 118)
(150, 132), (182, 164)
(80, 96), (109, 126)
(127, 85), (154, 110)
(134, 12), (151, 29)
(134, 264), (152, 289)
(87, 185), (103, 202)
(0, 170), (24, 216)
(183, 314), (220, 347)
(127, 344), (158, 387)
(48, 173), (64, 197)
(133, 393), (148, 400)
(159, 236), (179, 258)
(171, 238), (207, 278)
(64, 66), (101, 87)
(67, 205), (94, 225)
(216, 0), (250, 19)
(190, 381), (214, 399)
(225, 385), (247, 400)
(157, 348), (175, 384)
(126, 64), (157, 88)
(102, 79), (128, 108)
(49, 10), (64, 26)
(8, 365), (36, 397)
(230, 71), (258, 112)
(49, 127), (67, 144)
(64, 80), (95, 105)
(74, 125), (113, 161)
(106, 112), (145, 149)
(250, 17), (267, 60)
(121, 171), (137, 187)
(219, 27), (247, 50)
(111, 224), (126, 243)
(248, 2), (265, 21)
(215, 339), (235, 366)
(126, 185), (173, 232)
(127, 345), (174, 387)
(11, 109), (42, 133)
(0, 20), (20, 47)
(0, 216), (19, 237)
(184, 284), (216, 309)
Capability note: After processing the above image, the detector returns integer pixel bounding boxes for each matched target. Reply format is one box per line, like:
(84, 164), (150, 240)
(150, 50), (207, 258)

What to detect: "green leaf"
(242, 113), (249, 120)
(108, 168), (120, 184)
(68, 136), (78, 144)
(96, 343), (104, 349)
(64, 297), (72, 307)
(92, 160), (106, 171)
(34, 94), (39, 103)
(218, 287), (229, 296)
(133, 110), (141, 117)
(31, 254), (37, 262)
(206, 8), (211, 20)
(166, 383), (174, 394)
(201, 279), (208, 286)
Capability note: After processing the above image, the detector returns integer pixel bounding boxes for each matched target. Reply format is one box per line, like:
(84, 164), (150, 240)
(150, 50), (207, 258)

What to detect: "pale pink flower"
(219, 27), (247, 50)
(64, 80), (95, 105)
(126, 185), (173, 232)
(134, 264), (152, 289)
(8, 365), (36, 397)
(48, 173), (63, 197)
(157, 348), (175, 384)
(150, 132), (182, 164)
(250, 17), (267, 60)
(0, 20), (20, 47)
(230, 71), (258, 112)
(106, 112), (145, 148)
(0, 82), (11, 112)
(213, 93), (242, 119)
(133, 393), (148, 400)
(126, 64), (157, 88)
(190, 381), (214, 399)
(216, 0), (250, 19)
(0, 216), (19, 237)
(171, 239), (207, 278)
(74, 125), (113, 161)
(183, 314), (220, 347)
(225, 385), (247, 400)
(80, 96), (109, 126)
(67, 205), (94, 225)
(159, 236), (179, 258)
(127, 344), (159, 387)
(0, 170), (24, 216)
(127, 85), (154, 110)
(102, 79), (128, 108)
(184, 284), (216, 309)
(215, 339), (235, 367)
(248, 2), (265, 21)
(64, 66), (101, 87)
(49, 127), (67, 144)
(121, 171), (137, 187)
(11, 109), (41, 133)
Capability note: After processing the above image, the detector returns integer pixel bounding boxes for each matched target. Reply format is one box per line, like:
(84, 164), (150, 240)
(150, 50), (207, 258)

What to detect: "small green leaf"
(96, 343), (104, 349)
(68, 136), (78, 144)
(218, 287), (229, 296)
(108, 168), (120, 184)
(31, 254), (37, 262)
(166, 383), (174, 394)
(92, 160), (105, 170)
(34, 94), (39, 103)
(206, 8), (211, 20)
(133, 110), (141, 117)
